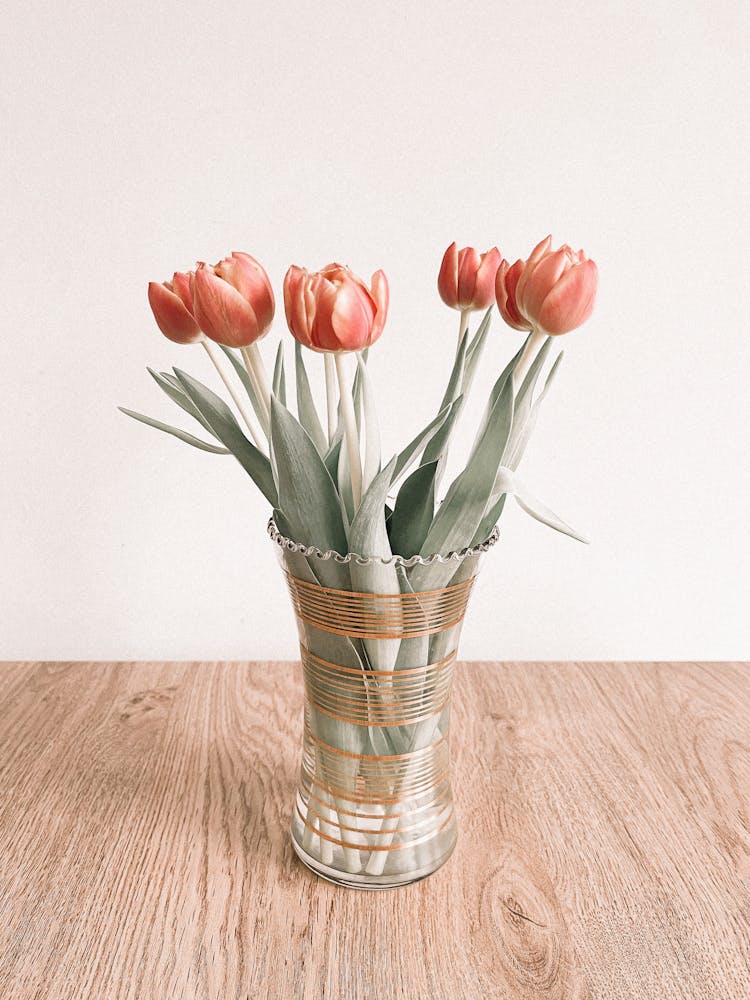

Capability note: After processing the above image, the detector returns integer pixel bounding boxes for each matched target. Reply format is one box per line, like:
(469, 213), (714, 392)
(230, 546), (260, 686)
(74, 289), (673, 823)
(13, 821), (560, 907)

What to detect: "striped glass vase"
(269, 519), (498, 889)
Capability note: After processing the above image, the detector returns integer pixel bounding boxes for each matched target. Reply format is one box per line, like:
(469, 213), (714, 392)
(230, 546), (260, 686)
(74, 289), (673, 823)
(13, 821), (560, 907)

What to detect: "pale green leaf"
(389, 461), (438, 558)
(294, 342), (327, 454)
(270, 396), (348, 554)
(217, 344), (266, 428)
(173, 369), (277, 506)
(147, 368), (216, 437)
(273, 341), (286, 406)
(118, 407), (230, 454)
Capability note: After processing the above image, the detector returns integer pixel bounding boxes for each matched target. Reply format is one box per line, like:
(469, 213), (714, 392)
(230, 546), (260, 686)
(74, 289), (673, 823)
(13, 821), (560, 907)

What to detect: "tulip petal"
(456, 247), (481, 308)
(495, 259), (530, 331)
(191, 265), (262, 347)
(330, 275), (375, 351)
(147, 281), (201, 344)
(537, 260), (598, 335)
(518, 248), (571, 320)
(369, 270), (389, 343)
(437, 242), (459, 309)
(472, 247), (502, 310)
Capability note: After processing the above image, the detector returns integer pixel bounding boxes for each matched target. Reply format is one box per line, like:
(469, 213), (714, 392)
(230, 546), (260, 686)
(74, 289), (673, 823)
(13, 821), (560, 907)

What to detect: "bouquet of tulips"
(124, 236), (597, 561)
(123, 236), (597, 882)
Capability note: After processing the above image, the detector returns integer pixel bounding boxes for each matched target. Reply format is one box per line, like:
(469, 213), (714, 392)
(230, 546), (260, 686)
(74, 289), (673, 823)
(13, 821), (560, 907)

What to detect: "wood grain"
(0, 661), (748, 999)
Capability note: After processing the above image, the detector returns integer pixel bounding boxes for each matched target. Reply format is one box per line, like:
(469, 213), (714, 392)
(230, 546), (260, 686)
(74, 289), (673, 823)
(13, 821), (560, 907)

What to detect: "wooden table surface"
(0, 661), (748, 999)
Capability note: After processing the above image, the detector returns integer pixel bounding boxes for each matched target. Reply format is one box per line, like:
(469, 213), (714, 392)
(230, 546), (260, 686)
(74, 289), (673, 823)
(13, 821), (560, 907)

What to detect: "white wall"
(2, 0), (749, 661)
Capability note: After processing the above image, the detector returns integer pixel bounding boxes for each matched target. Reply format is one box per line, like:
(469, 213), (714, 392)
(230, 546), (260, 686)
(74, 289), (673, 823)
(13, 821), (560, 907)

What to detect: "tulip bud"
(190, 251), (275, 348)
(147, 272), (202, 344)
(283, 263), (388, 353)
(437, 243), (502, 311)
(495, 258), (531, 331)
(513, 236), (598, 335)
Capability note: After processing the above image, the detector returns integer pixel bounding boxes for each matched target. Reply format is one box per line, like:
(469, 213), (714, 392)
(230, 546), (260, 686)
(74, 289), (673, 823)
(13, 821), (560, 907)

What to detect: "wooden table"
(0, 662), (748, 999)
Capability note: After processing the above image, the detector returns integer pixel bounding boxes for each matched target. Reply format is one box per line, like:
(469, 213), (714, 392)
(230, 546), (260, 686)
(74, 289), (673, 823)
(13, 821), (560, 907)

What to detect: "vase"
(269, 518), (498, 889)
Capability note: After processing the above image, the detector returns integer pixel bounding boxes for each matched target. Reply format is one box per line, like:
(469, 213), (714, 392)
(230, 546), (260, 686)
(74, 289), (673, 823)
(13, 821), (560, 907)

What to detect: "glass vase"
(269, 519), (498, 889)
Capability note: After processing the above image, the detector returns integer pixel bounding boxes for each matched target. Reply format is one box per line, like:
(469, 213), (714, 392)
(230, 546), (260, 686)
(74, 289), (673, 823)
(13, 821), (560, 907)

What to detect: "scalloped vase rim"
(267, 517), (499, 568)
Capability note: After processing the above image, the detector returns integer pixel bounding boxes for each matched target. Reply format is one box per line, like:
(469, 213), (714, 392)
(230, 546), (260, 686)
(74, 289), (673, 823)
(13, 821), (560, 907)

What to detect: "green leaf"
(507, 350), (563, 470)
(349, 457), (397, 559)
(421, 393), (464, 471)
(389, 461), (438, 558)
(324, 435), (342, 483)
(356, 355), (381, 492)
(147, 368), (217, 437)
(173, 369), (277, 506)
(348, 457), (400, 671)
(273, 341), (286, 406)
(270, 396), (348, 554)
(392, 401), (455, 483)
(294, 342), (327, 455)
(118, 407), (230, 454)
(462, 307), (493, 395)
(471, 493), (507, 545)
(217, 344), (266, 429)
(419, 372), (515, 557)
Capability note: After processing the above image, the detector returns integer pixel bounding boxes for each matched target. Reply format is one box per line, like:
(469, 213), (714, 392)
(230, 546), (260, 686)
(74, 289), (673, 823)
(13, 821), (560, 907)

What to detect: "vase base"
(290, 829), (457, 890)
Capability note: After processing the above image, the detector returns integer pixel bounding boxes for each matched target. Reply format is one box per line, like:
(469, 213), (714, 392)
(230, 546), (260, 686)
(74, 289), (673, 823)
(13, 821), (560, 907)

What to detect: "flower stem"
(324, 352), (337, 445)
(457, 309), (470, 352)
(201, 339), (265, 450)
(240, 344), (271, 434)
(512, 328), (546, 389)
(334, 353), (362, 509)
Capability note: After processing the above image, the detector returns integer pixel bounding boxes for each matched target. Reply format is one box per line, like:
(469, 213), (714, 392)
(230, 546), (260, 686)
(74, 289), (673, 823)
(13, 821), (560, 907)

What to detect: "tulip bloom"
(283, 263), (388, 353)
(495, 258), (531, 332)
(147, 272), (202, 344)
(513, 236), (598, 335)
(191, 251), (275, 348)
(437, 243), (502, 311)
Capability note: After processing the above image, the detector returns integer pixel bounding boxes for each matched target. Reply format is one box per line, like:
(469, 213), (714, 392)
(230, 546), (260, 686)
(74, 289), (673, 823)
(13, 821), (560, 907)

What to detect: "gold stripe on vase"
(301, 646), (456, 727)
(296, 728), (454, 852)
(284, 573), (476, 639)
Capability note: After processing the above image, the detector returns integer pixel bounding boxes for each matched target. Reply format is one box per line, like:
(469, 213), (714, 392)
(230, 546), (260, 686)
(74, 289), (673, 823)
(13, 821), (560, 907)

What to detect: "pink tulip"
(437, 243), (502, 311)
(190, 251), (275, 348)
(513, 235), (598, 335)
(147, 271), (202, 344)
(495, 258), (531, 331)
(283, 263), (389, 353)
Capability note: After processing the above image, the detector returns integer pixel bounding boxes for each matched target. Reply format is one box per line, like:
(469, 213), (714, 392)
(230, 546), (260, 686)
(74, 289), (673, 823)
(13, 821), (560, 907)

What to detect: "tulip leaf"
(462, 307), (493, 394)
(419, 372), (515, 557)
(488, 468), (588, 544)
(294, 342), (327, 455)
(472, 493), (507, 546)
(118, 407), (230, 454)
(508, 349), (563, 470)
(217, 344), (267, 429)
(270, 396), (348, 554)
(173, 369), (277, 506)
(357, 355), (381, 493)
(389, 461), (438, 558)
(349, 456), (400, 671)
(349, 456), (398, 559)
(392, 399), (457, 484)
(324, 435), (342, 483)
(273, 342), (287, 406)
(146, 367), (218, 438)
(421, 394), (464, 472)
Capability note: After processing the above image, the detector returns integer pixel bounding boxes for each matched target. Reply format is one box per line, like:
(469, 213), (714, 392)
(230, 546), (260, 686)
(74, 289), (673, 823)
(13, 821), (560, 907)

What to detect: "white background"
(2, 0), (749, 661)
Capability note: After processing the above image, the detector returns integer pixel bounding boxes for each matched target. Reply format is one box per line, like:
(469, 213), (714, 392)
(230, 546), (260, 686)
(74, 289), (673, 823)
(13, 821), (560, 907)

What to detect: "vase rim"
(267, 518), (499, 568)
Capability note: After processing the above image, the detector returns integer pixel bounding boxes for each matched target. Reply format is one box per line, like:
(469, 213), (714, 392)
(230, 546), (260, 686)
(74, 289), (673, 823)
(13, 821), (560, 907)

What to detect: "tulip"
(514, 235), (598, 336)
(437, 243), (502, 312)
(438, 243), (502, 349)
(495, 258), (531, 332)
(147, 272), (202, 344)
(190, 251), (275, 349)
(283, 262), (389, 354)
(284, 262), (388, 509)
